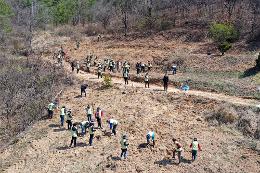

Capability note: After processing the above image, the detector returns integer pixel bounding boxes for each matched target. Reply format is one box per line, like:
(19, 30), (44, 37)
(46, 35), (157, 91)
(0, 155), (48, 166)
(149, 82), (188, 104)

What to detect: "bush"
(209, 23), (239, 43)
(218, 42), (232, 55)
(0, 56), (66, 146)
(103, 74), (112, 88)
(209, 23), (239, 55)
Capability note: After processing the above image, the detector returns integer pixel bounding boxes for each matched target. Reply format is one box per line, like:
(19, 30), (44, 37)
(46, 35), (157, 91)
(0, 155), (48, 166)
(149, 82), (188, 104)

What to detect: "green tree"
(209, 23), (239, 55)
(53, 0), (77, 24)
(0, 0), (14, 33)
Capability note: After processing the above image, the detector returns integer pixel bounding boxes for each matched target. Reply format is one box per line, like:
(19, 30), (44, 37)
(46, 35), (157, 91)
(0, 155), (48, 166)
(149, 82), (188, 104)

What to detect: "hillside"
(1, 49), (260, 172)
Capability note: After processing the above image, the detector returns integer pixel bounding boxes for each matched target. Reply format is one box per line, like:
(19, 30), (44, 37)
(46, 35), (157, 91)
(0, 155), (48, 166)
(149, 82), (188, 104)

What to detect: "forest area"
(0, 0), (260, 51)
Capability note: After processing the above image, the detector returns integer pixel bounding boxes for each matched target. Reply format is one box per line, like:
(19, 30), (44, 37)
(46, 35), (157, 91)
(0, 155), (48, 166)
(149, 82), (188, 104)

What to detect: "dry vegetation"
(0, 0), (260, 172)
(0, 53), (68, 149)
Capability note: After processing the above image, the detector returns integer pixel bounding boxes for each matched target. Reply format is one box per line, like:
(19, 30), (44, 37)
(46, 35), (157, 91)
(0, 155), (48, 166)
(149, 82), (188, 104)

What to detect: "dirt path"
(61, 60), (260, 108)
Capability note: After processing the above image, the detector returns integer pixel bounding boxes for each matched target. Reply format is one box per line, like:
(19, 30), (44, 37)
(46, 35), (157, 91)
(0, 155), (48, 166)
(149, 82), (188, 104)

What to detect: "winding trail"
(58, 58), (260, 108)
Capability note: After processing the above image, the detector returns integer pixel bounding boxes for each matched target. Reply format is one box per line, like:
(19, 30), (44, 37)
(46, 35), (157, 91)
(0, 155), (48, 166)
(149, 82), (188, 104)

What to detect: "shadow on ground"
(138, 143), (148, 149)
(49, 124), (60, 128)
(111, 156), (121, 161)
(240, 67), (259, 78)
(56, 143), (87, 151)
(154, 159), (174, 166)
(53, 128), (66, 132)
(56, 146), (70, 151)
(154, 157), (192, 166)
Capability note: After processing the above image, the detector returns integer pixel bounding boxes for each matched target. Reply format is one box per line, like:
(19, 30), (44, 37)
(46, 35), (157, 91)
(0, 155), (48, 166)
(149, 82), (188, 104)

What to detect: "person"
(59, 46), (65, 59)
(123, 71), (129, 85)
(80, 120), (90, 135)
(85, 105), (92, 122)
(148, 61), (152, 71)
(76, 41), (80, 49)
(86, 62), (91, 73)
(66, 109), (73, 130)
(190, 138), (202, 161)
(146, 131), (155, 147)
(181, 83), (190, 91)
(120, 134), (129, 160)
(71, 61), (74, 72)
(172, 64), (177, 75)
(81, 84), (88, 97)
(141, 62), (145, 73)
(144, 73), (150, 88)
(109, 60), (113, 72)
(95, 107), (103, 129)
(47, 102), (55, 119)
(136, 62), (141, 77)
(107, 118), (118, 136)
(117, 61), (121, 72)
(172, 138), (183, 164)
(163, 74), (169, 92)
(89, 122), (96, 146)
(60, 106), (66, 127)
(70, 123), (78, 148)
(97, 34), (101, 42)
(76, 61), (80, 74)
(97, 67), (103, 79)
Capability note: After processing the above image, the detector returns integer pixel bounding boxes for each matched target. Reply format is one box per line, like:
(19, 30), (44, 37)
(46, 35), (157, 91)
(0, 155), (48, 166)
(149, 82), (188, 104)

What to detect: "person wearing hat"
(146, 131), (155, 147)
(88, 121), (96, 146)
(85, 105), (93, 122)
(70, 123), (78, 148)
(190, 138), (202, 161)
(120, 134), (129, 159)
(80, 120), (90, 135)
(60, 106), (66, 127)
(107, 118), (118, 136)
(163, 73), (169, 92)
(66, 109), (73, 130)
(95, 107), (103, 129)
(172, 138), (183, 164)
(47, 102), (55, 119)
(144, 73), (150, 88)
(81, 84), (88, 97)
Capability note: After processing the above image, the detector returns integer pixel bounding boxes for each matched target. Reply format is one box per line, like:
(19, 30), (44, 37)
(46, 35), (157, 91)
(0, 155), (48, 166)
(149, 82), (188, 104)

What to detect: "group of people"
(47, 102), (133, 159)
(47, 100), (202, 162)
(135, 61), (152, 76)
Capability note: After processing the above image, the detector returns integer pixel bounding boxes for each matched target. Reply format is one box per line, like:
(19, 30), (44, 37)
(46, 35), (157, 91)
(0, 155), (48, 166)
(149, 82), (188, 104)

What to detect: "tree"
(53, 0), (77, 24)
(0, 0), (13, 34)
(113, 0), (136, 37)
(223, 0), (238, 21)
(209, 23), (239, 55)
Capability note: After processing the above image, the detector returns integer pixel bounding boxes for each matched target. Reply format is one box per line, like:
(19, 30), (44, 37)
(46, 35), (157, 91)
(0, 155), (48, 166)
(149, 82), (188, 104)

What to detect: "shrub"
(103, 74), (112, 88)
(0, 56), (66, 146)
(209, 23), (239, 55)
(209, 23), (239, 43)
(218, 42), (232, 56)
